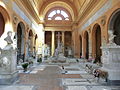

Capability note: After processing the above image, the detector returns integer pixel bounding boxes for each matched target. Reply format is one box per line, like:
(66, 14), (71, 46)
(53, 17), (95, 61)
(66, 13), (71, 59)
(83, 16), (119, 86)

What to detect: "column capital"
(51, 31), (55, 33)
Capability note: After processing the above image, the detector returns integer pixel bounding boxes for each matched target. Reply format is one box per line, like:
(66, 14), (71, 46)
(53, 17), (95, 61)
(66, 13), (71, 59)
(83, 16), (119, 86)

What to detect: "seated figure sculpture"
(108, 30), (116, 45)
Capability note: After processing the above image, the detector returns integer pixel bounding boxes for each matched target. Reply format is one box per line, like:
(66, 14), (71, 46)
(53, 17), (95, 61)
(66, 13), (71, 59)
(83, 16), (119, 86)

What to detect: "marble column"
(51, 31), (55, 56)
(82, 36), (85, 58)
(62, 31), (65, 54)
(89, 32), (92, 59)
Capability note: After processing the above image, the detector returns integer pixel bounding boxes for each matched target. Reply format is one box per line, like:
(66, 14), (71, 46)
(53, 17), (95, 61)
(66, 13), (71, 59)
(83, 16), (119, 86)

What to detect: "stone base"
(0, 71), (18, 85)
(101, 45), (120, 84)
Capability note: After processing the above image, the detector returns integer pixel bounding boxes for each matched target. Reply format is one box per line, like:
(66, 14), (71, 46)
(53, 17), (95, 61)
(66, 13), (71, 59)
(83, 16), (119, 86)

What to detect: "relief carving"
(101, 16), (106, 26)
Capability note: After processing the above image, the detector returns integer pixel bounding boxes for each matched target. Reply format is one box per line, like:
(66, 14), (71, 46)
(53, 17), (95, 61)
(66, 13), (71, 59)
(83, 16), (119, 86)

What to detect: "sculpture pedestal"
(0, 49), (18, 84)
(101, 45), (120, 85)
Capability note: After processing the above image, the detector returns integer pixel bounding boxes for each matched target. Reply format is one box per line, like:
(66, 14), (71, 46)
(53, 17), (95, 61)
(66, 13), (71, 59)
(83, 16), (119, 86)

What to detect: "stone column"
(24, 34), (28, 61)
(51, 31), (55, 56)
(82, 35), (85, 58)
(30, 36), (33, 57)
(89, 32), (92, 59)
(62, 31), (65, 54)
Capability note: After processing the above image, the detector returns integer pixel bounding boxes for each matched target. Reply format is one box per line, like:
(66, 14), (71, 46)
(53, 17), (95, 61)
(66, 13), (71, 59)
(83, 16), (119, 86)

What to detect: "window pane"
(48, 10), (56, 17)
(56, 10), (60, 14)
(65, 18), (69, 20)
(48, 17), (52, 20)
(55, 16), (62, 20)
(61, 10), (68, 18)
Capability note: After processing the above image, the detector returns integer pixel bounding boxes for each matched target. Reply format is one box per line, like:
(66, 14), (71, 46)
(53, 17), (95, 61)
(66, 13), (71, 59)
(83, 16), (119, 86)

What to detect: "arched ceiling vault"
(19, 0), (94, 27)
(38, 0), (79, 21)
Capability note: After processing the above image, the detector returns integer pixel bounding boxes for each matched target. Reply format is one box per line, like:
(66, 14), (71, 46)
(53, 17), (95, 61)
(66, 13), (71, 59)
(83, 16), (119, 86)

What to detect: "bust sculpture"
(4, 31), (13, 44)
(3, 31), (13, 50)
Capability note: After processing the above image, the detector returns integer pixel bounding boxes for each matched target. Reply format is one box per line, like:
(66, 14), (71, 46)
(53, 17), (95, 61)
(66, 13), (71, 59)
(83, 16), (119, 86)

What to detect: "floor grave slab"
(88, 86), (120, 90)
(0, 86), (34, 90)
(80, 74), (94, 79)
(59, 74), (81, 78)
(66, 86), (87, 90)
(62, 78), (90, 85)
(64, 66), (80, 69)
(65, 68), (80, 71)
(65, 71), (87, 74)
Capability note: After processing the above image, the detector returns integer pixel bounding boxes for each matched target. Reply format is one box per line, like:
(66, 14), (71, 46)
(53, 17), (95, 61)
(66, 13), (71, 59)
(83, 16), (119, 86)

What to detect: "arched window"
(55, 16), (62, 20)
(47, 9), (70, 20)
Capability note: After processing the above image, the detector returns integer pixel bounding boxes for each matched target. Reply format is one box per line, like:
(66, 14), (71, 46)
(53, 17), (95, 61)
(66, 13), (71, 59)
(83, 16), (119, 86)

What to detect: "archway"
(0, 12), (5, 37)
(92, 24), (102, 63)
(79, 35), (82, 58)
(65, 31), (72, 57)
(0, 6), (10, 38)
(45, 31), (52, 55)
(17, 22), (25, 63)
(84, 31), (89, 59)
(109, 9), (120, 45)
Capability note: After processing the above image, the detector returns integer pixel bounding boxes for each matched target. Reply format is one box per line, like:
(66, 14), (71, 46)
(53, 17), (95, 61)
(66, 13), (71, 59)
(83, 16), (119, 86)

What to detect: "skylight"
(47, 9), (70, 20)
(55, 16), (62, 20)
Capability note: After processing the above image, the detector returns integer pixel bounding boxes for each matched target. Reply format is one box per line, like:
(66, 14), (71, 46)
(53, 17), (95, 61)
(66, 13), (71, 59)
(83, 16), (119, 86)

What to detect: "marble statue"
(68, 47), (72, 56)
(4, 31), (13, 44)
(108, 30), (116, 45)
(59, 42), (64, 53)
(0, 31), (18, 84)
(0, 57), (10, 68)
(3, 31), (13, 50)
(50, 32), (66, 63)
(44, 44), (48, 56)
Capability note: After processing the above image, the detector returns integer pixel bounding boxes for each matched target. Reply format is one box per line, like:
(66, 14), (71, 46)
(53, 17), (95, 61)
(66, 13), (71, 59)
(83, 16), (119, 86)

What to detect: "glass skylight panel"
(56, 10), (60, 14)
(55, 16), (62, 20)
(61, 10), (68, 18)
(48, 10), (56, 17)
(65, 18), (69, 20)
(48, 17), (52, 20)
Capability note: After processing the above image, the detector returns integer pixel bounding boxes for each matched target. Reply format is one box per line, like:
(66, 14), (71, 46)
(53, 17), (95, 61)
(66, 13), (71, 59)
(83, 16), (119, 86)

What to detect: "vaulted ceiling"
(32, 0), (86, 12)
(33, 0), (89, 21)
(20, 0), (102, 26)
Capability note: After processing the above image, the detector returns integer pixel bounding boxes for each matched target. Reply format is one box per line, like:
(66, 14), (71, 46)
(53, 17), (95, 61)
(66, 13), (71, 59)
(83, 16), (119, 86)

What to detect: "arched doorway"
(28, 30), (33, 57)
(109, 9), (120, 45)
(92, 24), (102, 63)
(0, 6), (10, 38)
(0, 12), (5, 37)
(17, 22), (25, 63)
(45, 31), (52, 55)
(79, 35), (82, 58)
(84, 31), (89, 59)
(65, 31), (72, 57)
